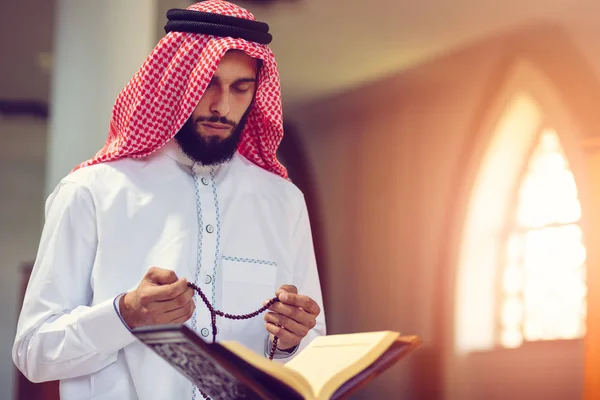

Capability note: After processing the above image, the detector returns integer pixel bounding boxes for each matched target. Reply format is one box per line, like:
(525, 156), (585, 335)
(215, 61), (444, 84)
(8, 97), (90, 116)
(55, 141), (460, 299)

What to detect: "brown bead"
(187, 282), (280, 360)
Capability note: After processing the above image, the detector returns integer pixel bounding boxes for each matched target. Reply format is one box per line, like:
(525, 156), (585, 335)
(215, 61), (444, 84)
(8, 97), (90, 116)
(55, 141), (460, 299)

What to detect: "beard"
(174, 109), (250, 166)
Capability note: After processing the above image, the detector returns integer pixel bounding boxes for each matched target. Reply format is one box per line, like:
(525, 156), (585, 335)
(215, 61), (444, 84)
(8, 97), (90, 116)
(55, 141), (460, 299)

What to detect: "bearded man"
(13, 2), (325, 399)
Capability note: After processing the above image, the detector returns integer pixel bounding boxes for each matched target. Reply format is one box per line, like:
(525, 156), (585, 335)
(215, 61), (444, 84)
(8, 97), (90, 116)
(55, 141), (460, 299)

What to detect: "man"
(12, 1), (326, 399)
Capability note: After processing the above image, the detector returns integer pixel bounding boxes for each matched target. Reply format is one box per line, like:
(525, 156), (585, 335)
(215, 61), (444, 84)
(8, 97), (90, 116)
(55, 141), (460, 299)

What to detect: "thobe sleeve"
(268, 194), (327, 363)
(12, 180), (136, 383)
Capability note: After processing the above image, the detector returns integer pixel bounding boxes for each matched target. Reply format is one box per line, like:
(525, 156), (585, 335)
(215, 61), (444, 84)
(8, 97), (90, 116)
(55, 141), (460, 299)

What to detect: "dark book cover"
(132, 324), (302, 400)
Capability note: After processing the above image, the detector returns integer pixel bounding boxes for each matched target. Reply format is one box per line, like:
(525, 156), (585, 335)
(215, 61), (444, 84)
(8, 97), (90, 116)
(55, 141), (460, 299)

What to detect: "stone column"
(45, 0), (158, 194)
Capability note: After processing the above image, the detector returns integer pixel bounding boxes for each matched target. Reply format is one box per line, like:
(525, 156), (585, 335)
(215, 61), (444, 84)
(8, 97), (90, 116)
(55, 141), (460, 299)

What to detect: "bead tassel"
(187, 282), (280, 399)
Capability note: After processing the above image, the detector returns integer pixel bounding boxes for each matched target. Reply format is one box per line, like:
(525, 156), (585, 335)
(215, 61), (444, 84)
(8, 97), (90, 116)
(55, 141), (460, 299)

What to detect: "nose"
(209, 91), (230, 117)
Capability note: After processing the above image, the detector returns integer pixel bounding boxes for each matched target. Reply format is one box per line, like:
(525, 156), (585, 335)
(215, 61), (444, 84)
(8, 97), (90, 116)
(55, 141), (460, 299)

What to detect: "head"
(175, 50), (259, 166)
(74, 1), (288, 179)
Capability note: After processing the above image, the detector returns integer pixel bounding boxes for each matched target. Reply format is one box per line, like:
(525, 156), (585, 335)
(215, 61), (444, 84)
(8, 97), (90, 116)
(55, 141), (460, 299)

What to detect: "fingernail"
(279, 292), (288, 302)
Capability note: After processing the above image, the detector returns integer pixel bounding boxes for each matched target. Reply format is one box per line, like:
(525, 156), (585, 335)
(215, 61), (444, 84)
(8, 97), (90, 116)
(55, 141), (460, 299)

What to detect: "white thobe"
(12, 141), (326, 399)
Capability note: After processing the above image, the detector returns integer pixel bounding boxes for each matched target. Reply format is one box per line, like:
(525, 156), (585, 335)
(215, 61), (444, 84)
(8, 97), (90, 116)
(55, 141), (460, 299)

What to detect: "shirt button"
(205, 275), (212, 284)
(206, 224), (214, 234)
(201, 177), (209, 186)
(200, 328), (209, 337)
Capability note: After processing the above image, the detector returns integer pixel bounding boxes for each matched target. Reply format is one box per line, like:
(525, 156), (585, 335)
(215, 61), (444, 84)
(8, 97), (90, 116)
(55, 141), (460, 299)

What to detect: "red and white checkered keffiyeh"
(72, 0), (287, 179)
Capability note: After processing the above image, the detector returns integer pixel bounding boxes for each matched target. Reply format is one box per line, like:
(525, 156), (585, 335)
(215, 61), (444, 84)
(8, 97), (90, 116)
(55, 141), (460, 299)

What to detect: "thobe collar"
(159, 138), (235, 180)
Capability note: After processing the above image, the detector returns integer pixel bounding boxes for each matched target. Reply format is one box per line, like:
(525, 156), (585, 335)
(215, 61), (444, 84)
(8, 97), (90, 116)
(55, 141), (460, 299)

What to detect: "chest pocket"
(221, 256), (278, 316)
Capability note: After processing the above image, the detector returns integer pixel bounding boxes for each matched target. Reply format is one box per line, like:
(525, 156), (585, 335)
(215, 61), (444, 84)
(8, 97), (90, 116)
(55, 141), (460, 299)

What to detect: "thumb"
(276, 285), (298, 296)
(145, 267), (179, 285)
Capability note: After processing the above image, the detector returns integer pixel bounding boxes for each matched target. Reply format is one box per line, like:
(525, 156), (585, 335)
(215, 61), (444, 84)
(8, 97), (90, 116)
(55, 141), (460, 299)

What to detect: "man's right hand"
(119, 267), (195, 329)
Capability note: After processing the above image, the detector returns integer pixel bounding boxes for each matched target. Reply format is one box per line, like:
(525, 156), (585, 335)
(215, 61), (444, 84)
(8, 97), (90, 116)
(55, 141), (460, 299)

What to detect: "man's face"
(175, 50), (259, 166)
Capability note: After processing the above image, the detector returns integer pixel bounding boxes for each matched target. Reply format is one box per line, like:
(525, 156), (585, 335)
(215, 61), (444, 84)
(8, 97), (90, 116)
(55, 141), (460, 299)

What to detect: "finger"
(145, 277), (190, 302)
(166, 300), (195, 324)
(277, 292), (321, 315)
(267, 302), (315, 328)
(148, 286), (194, 312)
(276, 285), (298, 296)
(264, 312), (310, 337)
(265, 322), (301, 349)
(145, 267), (179, 285)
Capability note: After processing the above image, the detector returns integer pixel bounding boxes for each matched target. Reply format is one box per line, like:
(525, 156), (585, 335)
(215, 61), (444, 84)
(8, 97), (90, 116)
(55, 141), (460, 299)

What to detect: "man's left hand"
(264, 285), (321, 351)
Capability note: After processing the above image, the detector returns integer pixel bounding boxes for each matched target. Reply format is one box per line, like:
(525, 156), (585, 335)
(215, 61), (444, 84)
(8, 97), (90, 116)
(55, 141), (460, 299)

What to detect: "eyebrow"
(211, 76), (257, 86)
(233, 77), (256, 85)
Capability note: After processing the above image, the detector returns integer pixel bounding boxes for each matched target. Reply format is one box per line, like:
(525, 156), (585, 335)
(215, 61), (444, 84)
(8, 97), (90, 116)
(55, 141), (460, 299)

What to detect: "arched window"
(499, 128), (586, 348)
(454, 61), (587, 354)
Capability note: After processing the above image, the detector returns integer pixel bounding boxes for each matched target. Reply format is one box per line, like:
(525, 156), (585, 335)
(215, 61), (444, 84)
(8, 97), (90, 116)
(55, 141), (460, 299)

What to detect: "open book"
(132, 324), (420, 400)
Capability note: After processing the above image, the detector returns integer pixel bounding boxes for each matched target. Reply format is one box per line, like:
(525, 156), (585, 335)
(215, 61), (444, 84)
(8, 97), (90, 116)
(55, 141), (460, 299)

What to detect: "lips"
(202, 123), (230, 130)
(200, 122), (232, 136)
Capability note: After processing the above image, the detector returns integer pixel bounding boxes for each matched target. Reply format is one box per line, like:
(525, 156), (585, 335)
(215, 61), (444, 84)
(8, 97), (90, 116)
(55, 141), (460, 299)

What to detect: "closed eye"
(231, 77), (256, 94)
(232, 84), (252, 93)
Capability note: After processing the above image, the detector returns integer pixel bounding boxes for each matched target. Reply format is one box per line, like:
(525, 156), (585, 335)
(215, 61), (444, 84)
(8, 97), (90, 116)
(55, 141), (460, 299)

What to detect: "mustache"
(195, 115), (237, 128)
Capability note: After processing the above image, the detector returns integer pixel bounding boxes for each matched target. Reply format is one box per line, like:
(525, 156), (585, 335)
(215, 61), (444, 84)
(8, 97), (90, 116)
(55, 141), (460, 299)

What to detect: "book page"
(284, 331), (399, 399)
(220, 341), (315, 398)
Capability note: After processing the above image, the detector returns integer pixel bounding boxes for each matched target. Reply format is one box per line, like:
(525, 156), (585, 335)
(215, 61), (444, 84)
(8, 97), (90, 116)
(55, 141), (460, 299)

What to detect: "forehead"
(213, 50), (259, 81)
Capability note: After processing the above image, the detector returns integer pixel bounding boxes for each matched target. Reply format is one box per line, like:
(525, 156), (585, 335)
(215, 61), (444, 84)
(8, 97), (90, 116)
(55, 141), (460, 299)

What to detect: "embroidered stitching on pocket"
(221, 256), (277, 266)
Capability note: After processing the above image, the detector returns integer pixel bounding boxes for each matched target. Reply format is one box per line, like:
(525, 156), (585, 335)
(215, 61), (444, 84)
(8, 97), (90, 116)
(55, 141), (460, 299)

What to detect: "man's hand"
(264, 285), (321, 351)
(119, 267), (195, 329)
